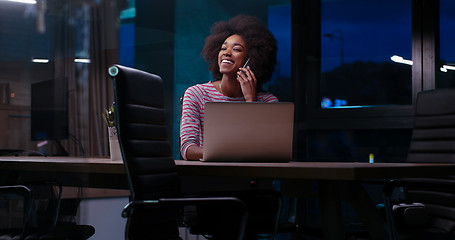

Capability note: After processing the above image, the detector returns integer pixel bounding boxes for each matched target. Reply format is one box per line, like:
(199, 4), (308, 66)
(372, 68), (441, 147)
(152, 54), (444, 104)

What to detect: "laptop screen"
(202, 102), (294, 162)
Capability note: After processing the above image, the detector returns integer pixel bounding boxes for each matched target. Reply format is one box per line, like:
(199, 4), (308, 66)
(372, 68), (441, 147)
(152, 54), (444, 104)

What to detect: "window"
(320, 0), (412, 108)
(293, 0), (416, 161)
(172, 0), (292, 158)
(438, 0), (455, 88)
(295, 0), (415, 131)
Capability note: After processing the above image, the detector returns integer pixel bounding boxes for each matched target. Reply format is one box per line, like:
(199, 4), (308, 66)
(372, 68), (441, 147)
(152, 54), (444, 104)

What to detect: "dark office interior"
(0, 0), (454, 239)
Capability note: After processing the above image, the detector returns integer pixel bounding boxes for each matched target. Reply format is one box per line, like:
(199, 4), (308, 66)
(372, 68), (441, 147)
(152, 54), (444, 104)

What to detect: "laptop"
(202, 102), (294, 162)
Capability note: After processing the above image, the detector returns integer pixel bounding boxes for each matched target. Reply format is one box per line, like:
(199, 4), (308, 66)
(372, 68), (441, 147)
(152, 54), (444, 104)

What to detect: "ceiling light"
(3, 0), (36, 4)
(32, 58), (49, 63)
(443, 65), (455, 71)
(75, 58), (91, 63)
(391, 55), (413, 65)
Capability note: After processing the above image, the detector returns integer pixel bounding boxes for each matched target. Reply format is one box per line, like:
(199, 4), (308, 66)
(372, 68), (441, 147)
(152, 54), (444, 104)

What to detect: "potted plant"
(102, 104), (122, 161)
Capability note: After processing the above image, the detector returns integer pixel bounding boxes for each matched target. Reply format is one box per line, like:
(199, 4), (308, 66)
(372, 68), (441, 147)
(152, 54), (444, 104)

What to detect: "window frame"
(292, 0), (439, 130)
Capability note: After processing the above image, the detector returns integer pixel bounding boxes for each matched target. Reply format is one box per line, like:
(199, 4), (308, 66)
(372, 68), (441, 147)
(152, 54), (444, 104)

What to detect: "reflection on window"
(265, 4), (292, 102)
(320, 0), (412, 108)
(173, 0), (292, 159)
(438, 0), (455, 88)
(307, 129), (412, 163)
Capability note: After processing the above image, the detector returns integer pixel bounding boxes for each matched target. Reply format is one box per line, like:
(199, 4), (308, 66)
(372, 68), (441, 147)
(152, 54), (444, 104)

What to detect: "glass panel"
(0, 1), (99, 156)
(1, 0), (292, 158)
(0, 1), (65, 154)
(173, 0), (292, 158)
(438, 0), (455, 88)
(320, 0), (412, 108)
(306, 129), (411, 163)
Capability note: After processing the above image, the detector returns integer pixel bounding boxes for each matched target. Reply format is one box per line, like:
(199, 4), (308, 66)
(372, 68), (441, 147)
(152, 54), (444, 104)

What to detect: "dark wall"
(135, 0), (176, 144)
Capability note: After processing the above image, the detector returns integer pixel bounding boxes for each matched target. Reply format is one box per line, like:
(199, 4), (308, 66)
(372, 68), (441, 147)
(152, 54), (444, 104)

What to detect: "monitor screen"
(31, 78), (68, 141)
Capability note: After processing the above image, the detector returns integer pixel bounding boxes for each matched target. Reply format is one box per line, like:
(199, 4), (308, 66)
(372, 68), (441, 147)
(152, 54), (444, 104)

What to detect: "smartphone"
(237, 58), (251, 78)
(242, 58), (251, 68)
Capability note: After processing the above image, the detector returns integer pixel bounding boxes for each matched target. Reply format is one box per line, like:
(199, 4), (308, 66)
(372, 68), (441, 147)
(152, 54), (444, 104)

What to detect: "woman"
(180, 14), (279, 161)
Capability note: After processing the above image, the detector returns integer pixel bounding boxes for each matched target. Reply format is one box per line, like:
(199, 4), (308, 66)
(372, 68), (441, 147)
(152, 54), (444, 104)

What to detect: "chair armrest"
(384, 178), (455, 197)
(122, 196), (249, 240)
(0, 185), (32, 198)
(122, 196), (248, 218)
(382, 178), (455, 240)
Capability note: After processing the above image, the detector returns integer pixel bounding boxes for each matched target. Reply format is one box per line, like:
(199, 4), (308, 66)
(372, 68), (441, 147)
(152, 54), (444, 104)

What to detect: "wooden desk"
(1, 157), (454, 187)
(2, 157), (455, 240)
(175, 161), (455, 240)
(175, 160), (455, 180)
(0, 157), (127, 189)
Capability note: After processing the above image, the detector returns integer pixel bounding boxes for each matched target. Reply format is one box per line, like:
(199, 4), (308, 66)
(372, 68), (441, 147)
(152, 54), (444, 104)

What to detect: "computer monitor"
(31, 78), (68, 141)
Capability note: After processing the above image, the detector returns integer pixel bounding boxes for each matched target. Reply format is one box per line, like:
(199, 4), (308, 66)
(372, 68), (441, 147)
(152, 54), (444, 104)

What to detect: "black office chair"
(383, 88), (455, 240)
(0, 185), (33, 240)
(0, 182), (95, 240)
(109, 64), (254, 240)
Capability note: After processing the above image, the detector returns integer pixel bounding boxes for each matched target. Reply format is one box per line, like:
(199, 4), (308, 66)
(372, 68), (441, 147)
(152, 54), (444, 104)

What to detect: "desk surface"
(176, 160), (455, 180)
(0, 157), (124, 174)
(2, 156), (453, 240)
(1, 156), (455, 182)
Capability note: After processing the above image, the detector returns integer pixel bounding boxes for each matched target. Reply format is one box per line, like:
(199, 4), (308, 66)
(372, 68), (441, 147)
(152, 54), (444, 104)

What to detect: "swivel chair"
(0, 185), (32, 240)
(109, 64), (252, 240)
(383, 88), (455, 240)
(0, 182), (95, 240)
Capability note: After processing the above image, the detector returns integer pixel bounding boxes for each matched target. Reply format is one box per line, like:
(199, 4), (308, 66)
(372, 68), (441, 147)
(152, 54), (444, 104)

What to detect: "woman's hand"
(237, 66), (257, 102)
(186, 145), (203, 161)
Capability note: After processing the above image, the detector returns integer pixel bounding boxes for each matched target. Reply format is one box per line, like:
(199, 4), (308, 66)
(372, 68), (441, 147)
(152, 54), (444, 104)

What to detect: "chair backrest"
(396, 88), (455, 236)
(27, 182), (62, 231)
(408, 88), (455, 163)
(0, 185), (32, 239)
(109, 64), (181, 201)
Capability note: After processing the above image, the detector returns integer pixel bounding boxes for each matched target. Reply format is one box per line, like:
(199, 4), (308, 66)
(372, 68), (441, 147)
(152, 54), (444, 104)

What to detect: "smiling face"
(218, 34), (248, 76)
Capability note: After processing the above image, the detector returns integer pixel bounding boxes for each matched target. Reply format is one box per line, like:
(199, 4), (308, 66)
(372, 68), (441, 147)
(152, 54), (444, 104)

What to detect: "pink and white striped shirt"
(179, 82), (278, 160)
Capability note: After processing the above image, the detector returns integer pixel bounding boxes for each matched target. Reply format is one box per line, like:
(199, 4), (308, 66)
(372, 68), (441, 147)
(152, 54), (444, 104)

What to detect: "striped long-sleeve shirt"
(179, 82), (278, 160)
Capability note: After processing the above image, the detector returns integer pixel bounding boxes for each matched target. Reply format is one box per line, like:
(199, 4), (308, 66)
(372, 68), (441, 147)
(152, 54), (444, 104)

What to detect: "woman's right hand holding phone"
(237, 59), (257, 102)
